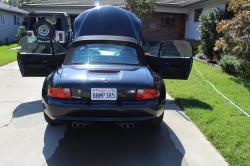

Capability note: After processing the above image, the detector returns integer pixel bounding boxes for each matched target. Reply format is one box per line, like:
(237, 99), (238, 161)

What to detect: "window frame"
(14, 14), (20, 25)
(1, 12), (5, 25)
(194, 8), (203, 22)
(161, 13), (176, 28)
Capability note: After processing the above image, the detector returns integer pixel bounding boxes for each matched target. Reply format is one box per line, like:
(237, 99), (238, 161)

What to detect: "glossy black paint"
(42, 63), (166, 122)
(74, 6), (141, 42)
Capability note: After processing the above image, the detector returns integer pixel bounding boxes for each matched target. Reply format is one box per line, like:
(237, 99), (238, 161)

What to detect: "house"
(21, 0), (231, 45)
(0, 2), (28, 43)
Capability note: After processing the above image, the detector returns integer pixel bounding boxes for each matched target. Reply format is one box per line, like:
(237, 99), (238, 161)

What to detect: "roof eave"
(0, 6), (28, 14)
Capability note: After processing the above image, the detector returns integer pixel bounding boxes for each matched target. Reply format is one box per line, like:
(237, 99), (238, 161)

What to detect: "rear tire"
(148, 112), (164, 125)
(44, 112), (60, 126)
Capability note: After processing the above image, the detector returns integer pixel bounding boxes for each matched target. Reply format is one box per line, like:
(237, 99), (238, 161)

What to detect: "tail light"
(59, 32), (63, 41)
(59, 32), (63, 37)
(136, 89), (159, 100)
(27, 32), (32, 36)
(48, 88), (72, 99)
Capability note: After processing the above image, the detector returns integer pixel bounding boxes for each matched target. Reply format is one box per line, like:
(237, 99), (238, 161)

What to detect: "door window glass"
(18, 36), (67, 54)
(145, 42), (161, 57)
(160, 41), (192, 57)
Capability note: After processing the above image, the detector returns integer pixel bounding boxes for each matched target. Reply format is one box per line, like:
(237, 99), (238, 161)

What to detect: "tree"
(15, 0), (34, 9)
(125, 0), (156, 19)
(2, 0), (12, 6)
(197, 8), (225, 61)
(214, 0), (250, 61)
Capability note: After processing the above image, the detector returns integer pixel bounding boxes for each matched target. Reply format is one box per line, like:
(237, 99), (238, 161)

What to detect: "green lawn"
(0, 43), (18, 67)
(164, 61), (250, 166)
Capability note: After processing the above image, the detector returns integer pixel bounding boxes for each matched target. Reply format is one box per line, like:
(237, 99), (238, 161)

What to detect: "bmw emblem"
(100, 78), (108, 83)
(78, 89), (81, 94)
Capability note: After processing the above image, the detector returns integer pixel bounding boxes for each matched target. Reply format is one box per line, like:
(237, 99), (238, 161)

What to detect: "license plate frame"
(91, 88), (117, 100)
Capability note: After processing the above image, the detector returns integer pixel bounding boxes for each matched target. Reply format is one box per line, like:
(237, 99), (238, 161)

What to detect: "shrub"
(219, 55), (250, 78)
(15, 26), (26, 43)
(197, 8), (225, 61)
(195, 53), (206, 60)
(215, 0), (250, 61)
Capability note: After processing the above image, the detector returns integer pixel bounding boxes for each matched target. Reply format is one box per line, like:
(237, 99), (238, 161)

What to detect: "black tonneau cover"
(74, 6), (141, 42)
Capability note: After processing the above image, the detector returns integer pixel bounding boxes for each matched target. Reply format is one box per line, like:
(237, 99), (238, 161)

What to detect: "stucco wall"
(185, 0), (229, 40)
(0, 10), (24, 43)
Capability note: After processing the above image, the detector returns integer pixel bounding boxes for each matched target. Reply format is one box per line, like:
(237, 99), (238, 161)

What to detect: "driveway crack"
(0, 103), (23, 128)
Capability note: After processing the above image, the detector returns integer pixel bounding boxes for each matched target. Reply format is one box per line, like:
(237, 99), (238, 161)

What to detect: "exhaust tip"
(72, 122), (78, 128)
(122, 123), (128, 129)
(78, 123), (84, 129)
(128, 123), (134, 129)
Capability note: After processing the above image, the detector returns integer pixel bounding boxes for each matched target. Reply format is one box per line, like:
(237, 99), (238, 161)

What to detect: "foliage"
(2, 0), (13, 5)
(15, 26), (26, 42)
(195, 53), (206, 60)
(164, 61), (250, 166)
(215, 0), (250, 61)
(219, 55), (250, 78)
(14, 0), (34, 8)
(197, 8), (225, 61)
(0, 43), (18, 66)
(192, 45), (200, 56)
(125, 0), (156, 19)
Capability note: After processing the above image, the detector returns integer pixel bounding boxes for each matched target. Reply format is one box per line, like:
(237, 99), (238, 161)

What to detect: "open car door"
(145, 40), (193, 80)
(17, 36), (67, 77)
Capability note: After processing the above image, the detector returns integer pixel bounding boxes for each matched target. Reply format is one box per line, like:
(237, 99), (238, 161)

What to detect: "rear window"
(72, 44), (138, 64)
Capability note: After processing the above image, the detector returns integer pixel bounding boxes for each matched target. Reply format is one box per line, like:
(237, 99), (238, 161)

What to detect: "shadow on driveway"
(174, 98), (213, 111)
(43, 122), (186, 166)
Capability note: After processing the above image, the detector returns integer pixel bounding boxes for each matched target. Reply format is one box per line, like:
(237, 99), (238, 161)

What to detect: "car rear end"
(25, 12), (71, 45)
(42, 37), (166, 124)
(42, 65), (166, 123)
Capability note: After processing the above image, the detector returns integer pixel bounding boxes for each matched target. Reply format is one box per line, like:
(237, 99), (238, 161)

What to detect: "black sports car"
(17, 6), (193, 128)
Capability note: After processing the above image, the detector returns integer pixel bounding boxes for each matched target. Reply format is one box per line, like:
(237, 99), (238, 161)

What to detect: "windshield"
(72, 44), (138, 64)
(18, 36), (67, 54)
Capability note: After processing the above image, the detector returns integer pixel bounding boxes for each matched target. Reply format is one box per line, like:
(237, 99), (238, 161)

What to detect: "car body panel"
(74, 6), (141, 42)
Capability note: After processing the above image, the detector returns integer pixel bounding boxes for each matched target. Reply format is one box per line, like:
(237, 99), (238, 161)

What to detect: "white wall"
(185, 0), (229, 40)
(0, 10), (24, 43)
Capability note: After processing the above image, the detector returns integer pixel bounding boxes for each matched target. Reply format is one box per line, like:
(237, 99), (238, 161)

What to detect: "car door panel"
(145, 40), (193, 80)
(18, 53), (66, 77)
(17, 36), (67, 77)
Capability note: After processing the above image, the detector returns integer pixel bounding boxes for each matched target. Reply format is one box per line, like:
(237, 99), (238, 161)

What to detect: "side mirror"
(159, 50), (165, 57)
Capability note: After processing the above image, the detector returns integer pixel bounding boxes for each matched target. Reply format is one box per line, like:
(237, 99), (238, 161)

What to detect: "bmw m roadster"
(17, 6), (193, 127)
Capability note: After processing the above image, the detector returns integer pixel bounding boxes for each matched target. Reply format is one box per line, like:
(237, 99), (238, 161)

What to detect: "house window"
(162, 13), (175, 27)
(194, 8), (203, 22)
(1, 12), (5, 25)
(14, 15), (20, 25)
(225, 3), (234, 19)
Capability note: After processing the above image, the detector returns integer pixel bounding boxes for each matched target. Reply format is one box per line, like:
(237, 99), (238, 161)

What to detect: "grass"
(0, 43), (18, 67)
(164, 61), (250, 166)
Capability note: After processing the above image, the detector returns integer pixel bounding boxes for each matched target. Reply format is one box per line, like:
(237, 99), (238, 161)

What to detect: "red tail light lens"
(59, 32), (63, 37)
(48, 88), (72, 99)
(136, 89), (159, 100)
(27, 32), (32, 36)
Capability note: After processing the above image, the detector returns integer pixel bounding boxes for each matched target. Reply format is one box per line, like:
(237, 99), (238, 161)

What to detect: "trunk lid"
(57, 65), (150, 100)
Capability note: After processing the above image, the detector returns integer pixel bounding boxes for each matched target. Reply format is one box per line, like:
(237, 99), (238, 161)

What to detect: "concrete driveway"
(0, 62), (228, 166)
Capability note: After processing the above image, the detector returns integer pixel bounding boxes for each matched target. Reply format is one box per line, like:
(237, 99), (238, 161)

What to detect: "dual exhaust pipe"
(72, 122), (84, 129)
(121, 123), (134, 129)
(71, 122), (134, 129)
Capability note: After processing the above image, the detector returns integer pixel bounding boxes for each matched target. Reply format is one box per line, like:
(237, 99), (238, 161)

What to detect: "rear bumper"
(42, 97), (165, 122)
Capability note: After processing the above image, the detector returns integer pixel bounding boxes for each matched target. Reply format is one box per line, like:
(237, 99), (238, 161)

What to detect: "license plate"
(91, 88), (117, 100)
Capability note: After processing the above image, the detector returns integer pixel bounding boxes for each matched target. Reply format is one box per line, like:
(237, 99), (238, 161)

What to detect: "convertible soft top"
(74, 6), (141, 42)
